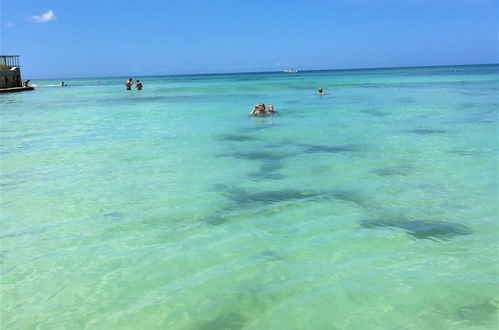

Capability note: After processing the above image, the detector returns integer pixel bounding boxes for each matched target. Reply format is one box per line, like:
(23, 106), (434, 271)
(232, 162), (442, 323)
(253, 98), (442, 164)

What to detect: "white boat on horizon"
(283, 69), (298, 73)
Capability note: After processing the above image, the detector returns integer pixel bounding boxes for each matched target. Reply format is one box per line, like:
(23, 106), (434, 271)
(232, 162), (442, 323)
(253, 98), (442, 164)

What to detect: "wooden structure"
(0, 55), (20, 68)
(0, 55), (33, 92)
(0, 86), (34, 93)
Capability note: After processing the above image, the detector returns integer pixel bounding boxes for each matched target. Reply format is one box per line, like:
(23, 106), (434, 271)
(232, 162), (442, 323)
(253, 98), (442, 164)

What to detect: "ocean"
(1, 65), (498, 329)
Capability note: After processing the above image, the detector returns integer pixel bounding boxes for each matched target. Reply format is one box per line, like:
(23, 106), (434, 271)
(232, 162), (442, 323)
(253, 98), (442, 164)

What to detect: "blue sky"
(1, 0), (497, 78)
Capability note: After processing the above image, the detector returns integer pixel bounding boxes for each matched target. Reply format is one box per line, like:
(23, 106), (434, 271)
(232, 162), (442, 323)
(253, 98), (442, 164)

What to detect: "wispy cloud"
(4, 22), (15, 28)
(31, 10), (56, 23)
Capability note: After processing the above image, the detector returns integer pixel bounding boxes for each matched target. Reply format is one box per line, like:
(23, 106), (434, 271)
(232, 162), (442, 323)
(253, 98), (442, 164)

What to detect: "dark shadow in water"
(449, 150), (487, 156)
(404, 129), (447, 135)
(455, 300), (499, 325)
(209, 184), (247, 195)
(225, 151), (291, 162)
(220, 143), (362, 182)
(258, 250), (284, 262)
(360, 109), (390, 117)
(248, 158), (286, 181)
(220, 150), (291, 181)
(465, 110), (497, 124)
(304, 145), (360, 154)
(461, 91), (491, 97)
(292, 143), (362, 154)
(198, 312), (247, 330)
(330, 190), (367, 207)
(248, 171), (285, 181)
(361, 218), (472, 240)
(202, 215), (229, 225)
(103, 212), (124, 218)
(212, 185), (367, 208)
(227, 189), (321, 205)
(201, 191), (366, 226)
(217, 133), (257, 142)
(260, 186), (361, 206)
(203, 185), (367, 225)
(371, 165), (414, 176)
(259, 160), (284, 172)
(465, 118), (496, 124)
(458, 103), (497, 110)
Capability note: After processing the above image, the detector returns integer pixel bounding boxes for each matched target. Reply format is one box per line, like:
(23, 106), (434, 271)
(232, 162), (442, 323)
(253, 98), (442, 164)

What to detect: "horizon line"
(28, 62), (498, 81)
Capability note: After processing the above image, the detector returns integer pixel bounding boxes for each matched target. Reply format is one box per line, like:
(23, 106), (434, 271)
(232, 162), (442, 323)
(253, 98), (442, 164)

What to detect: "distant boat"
(283, 69), (298, 73)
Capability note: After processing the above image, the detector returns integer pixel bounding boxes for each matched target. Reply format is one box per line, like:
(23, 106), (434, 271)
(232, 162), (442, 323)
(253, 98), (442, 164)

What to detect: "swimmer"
(267, 104), (276, 115)
(135, 80), (143, 90)
(249, 103), (266, 116)
(257, 103), (266, 116)
(318, 88), (324, 96)
(125, 78), (133, 90)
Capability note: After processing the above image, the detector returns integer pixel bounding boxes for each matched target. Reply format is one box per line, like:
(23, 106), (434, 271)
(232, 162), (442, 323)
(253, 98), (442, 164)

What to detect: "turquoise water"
(1, 65), (498, 329)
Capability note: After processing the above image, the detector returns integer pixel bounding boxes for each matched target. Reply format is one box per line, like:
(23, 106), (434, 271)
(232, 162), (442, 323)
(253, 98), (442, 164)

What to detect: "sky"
(1, 0), (497, 78)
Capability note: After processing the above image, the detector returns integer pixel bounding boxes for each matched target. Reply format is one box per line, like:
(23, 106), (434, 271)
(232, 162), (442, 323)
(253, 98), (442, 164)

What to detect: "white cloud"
(4, 22), (15, 28)
(31, 10), (56, 23)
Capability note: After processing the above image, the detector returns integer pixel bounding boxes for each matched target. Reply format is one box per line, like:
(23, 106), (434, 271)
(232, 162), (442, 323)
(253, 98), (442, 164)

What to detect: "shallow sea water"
(1, 65), (498, 329)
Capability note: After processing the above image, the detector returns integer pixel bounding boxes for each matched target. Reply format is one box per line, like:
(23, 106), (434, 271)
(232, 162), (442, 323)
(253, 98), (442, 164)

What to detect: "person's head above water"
(268, 104), (275, 112)
(249, 103), (267, 116)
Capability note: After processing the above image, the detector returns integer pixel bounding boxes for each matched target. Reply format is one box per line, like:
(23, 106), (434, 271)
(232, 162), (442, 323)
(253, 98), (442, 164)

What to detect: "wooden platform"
(0, 86), (35, 93)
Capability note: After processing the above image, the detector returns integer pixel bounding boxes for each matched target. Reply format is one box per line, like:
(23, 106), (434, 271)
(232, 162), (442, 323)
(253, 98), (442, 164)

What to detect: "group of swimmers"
(249, 104), (277, 116)
(249, 88), (325, 116)
(125, 78), (143, 90)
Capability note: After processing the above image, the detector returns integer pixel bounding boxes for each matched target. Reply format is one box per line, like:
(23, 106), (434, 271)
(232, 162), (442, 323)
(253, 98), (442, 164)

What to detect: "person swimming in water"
(318, 88), (324, 96)
(249, 103), (266, 116)
(267, 104), (276, 115)
(257, 104), (266, 116)
(125, 78), (133, 90)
